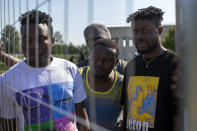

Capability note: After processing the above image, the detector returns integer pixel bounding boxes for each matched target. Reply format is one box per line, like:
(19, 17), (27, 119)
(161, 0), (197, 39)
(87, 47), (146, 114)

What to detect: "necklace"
(142, 55), (156, 69)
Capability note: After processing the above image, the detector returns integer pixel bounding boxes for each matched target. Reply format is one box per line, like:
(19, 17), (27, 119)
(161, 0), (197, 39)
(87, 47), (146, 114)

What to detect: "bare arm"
(75, 101), (90, 131)
(0, 40), (21, 67)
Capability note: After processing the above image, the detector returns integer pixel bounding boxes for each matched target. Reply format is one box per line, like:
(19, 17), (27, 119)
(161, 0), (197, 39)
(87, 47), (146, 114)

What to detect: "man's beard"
(136, 41), (158, 54)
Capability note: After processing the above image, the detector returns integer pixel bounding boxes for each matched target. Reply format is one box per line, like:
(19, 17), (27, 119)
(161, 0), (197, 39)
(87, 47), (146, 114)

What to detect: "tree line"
(0, 25), (89, 59)
(0, 24), (175, 57)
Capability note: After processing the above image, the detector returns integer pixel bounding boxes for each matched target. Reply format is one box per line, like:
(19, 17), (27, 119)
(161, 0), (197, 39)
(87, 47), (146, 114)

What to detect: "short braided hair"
(19, 10), (53, 35)
(127, 6), (164, 26)
(92, 39), (119, 58)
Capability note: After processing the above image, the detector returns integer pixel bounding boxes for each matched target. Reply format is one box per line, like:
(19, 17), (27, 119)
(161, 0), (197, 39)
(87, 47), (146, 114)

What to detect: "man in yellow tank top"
(80, 39), (123, 130)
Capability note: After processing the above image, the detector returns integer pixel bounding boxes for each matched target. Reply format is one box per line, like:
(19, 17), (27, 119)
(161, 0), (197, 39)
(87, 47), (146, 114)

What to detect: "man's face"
(90, 45), (118, 78)
(132, 19), (161, 54)
(21, 23), (54, 67)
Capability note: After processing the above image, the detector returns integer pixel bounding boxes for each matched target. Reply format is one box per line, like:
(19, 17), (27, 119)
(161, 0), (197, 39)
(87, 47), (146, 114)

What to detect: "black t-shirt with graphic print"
(121, 50), (178, 131)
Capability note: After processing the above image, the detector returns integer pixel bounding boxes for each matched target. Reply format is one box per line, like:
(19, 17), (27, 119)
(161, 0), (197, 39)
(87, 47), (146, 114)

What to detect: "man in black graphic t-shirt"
(121, 6), (179, 131)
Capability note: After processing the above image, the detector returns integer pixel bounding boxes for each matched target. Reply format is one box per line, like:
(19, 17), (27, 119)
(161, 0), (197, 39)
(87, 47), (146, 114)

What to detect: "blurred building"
(107, 24), (174, 61)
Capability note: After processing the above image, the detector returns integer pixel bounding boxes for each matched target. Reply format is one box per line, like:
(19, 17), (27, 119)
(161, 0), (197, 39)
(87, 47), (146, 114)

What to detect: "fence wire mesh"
(1, 0), (189, 131)
(0, 0), (134, 130)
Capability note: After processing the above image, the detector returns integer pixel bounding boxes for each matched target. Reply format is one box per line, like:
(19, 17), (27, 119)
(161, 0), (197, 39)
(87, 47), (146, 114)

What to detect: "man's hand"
(0, 117), (17, 131)
(0, 40), (21, 67)
(75, 101), (90, 131)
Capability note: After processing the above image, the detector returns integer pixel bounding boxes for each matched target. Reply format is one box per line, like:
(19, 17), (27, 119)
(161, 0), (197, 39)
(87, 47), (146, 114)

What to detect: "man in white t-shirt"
(0, 10), (89, 131)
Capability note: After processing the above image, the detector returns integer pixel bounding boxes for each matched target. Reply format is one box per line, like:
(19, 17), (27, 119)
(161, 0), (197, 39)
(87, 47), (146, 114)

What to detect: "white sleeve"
(73, 69), (87, 103)
(0, 74), (16, 119)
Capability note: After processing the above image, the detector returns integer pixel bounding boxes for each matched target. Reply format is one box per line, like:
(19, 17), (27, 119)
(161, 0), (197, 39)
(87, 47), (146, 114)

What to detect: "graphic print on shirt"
(127, 76), (159, 130)
(15, 82), (76, 131)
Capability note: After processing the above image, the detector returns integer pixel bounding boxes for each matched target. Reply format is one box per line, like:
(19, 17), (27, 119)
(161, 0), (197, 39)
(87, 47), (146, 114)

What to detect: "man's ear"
(51, 37), (55, 46)
(158, 26), (163, 35)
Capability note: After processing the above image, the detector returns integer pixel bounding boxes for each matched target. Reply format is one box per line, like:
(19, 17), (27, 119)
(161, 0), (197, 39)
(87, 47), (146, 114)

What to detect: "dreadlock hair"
(19, 10), (53, 36)
(91, 39), (119, 58)
(127, 6), (164, 26)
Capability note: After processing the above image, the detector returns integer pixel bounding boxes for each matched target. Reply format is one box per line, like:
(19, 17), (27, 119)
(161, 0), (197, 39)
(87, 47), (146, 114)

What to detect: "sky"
(0, 0), (176, 45)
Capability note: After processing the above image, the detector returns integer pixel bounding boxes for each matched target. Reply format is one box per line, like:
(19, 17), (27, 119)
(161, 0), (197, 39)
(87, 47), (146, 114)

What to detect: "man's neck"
(26, 57), (52, 68)
(88, 69), (115, 92)
(143, 46), (167, 59)
(89, 69), (113, 81)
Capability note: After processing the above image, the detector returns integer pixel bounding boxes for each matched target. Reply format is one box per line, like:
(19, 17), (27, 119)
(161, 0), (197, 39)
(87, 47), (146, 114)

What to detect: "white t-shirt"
(0, 57), (87, 131)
